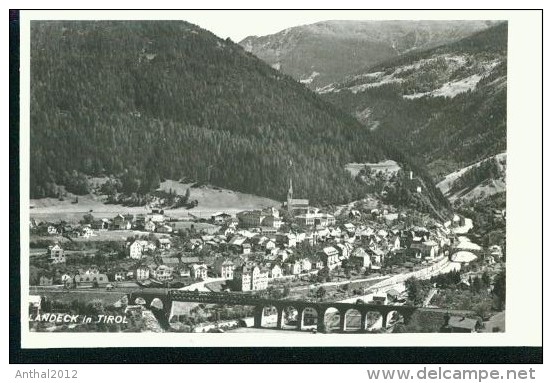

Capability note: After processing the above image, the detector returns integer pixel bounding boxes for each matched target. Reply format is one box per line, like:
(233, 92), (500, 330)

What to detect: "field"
(159, 180), (280, 218)
(436, 152), (506, 202)
(30, 180), (280, 224)
(344, 160), (401, 178)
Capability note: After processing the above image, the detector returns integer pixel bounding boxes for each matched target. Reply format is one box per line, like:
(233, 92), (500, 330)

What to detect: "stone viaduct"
(127, 289), (451, 332)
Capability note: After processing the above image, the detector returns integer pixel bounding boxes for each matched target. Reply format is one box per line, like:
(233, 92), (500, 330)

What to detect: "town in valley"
(27, 19), (508, 335)
(29, 167), (506, 334)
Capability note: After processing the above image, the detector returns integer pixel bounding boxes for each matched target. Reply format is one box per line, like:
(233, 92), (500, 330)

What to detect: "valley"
(27, 19), (508, 336)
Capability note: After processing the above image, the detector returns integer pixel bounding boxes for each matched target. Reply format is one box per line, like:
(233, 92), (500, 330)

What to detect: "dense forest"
(447, 157), (505, 197)
(322, 23), (507, 179)
(30, 20), (449, 211)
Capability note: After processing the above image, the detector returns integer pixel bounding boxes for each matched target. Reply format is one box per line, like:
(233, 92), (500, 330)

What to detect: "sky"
(172, 10), (503, 42)
(177, 11), (342, 42)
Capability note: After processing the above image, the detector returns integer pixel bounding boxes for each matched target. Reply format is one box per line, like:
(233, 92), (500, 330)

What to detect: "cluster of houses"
(30, 208), (182, 239)
(32, 181), (501, 292)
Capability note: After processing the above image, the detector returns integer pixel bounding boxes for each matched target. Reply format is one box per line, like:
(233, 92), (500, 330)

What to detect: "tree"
(481, 271), (491, 287)
(474, 301), (492, 320)
(316, 287), (327, 299)
(283, 284), (291, 297)
(404, 277), (430, 306)
(81, 213), (94, 225)
(492, 270), (506, 310)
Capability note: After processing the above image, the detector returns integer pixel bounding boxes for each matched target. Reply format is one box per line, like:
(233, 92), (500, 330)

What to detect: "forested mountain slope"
(321, 23), (507, 179)
(30, 20), (449, 211)
(240, 20), (496, 90)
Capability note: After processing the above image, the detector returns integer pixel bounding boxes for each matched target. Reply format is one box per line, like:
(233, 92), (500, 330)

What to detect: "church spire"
(287, 159), (293, 211)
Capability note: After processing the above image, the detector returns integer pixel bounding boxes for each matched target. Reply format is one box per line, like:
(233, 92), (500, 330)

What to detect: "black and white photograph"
(11, 8), (542, 356)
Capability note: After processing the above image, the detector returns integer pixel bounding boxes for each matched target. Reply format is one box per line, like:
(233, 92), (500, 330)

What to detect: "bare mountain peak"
(239, 20), (500, 89)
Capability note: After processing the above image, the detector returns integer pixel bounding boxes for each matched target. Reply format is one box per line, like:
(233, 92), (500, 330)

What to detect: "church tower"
(287, 159), (293, 212)
(287, 177), (293, 212)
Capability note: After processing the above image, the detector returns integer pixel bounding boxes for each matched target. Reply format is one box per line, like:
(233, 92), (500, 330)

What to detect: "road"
(423, 288), (438, 307)
(291, 275), (389, 292)
(179, 277), (228, 292)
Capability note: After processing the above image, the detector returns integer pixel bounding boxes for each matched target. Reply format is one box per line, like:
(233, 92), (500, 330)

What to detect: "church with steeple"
(283, 161), (309, 214)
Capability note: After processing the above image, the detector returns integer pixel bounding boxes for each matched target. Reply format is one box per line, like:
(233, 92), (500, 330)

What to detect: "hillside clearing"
(345, 160), (401, 178)
(30, 180), (281, 224)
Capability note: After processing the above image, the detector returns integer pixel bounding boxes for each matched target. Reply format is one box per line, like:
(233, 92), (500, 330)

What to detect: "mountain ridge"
(30, 20), (450, 213)
(320, 22), (507, 180)
(240, 20), (498, 89)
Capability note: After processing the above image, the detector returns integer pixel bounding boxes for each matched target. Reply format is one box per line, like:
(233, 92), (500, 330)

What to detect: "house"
(349, 209), (361, 219)
(285, 261), (302, 275)
(233, 264), (268, 291)
(441, 315), (480, 333)
(367, 247), (385, 269)
(410, 240), (439, 259)
(262, 207), (280, 217)
(489, 245), (503, 260)
(253, 267), (269, 291)
(39, 275), (53, 286)
(163, 257), (180, 268)
(82, 265), (100, 275)
(229, 235), (247, 250)
(284, 197), (310, 214)
(112, 214), (131, 230)
(211, 212), (232, 224)
(133, 265), (150, 281)
(113, 270), (126, 282)
(156, 224), (173, 234)
(370, 294), (388, 305)
(147, 210), (165, 223)
(300, 258), (312, 272)
(128, 240), (148, 259)
(295, 211), (336, 227)
(213, 258), (234, 279)
(273, 248), (292, 262)
(263, 215), (284, 229)
(389, 235), (402, 251)
(47, 225), (58, 235)
(60, 273), (73, 285)
(344, 223), (356, 235)
(190, 264), (208, 280)
(276, 233), (297, 248)
(144, 220), (157, 232)
(336, 243), (353, 261)
(180, 256), (201, 265)
(267, 264), (282, 279)
(330, 227), (342, 239)
(264, 239), (277, 251)
(92, 218), (110, 231)
(237, 211), (266, 228)
(242, 243), (252, 255)
(320, 246), (340, 270)
(349, 248), (371, 268)
(47, 244), (65, 264)
(152, 265), (173, 282)
(179, 266), (191, 278)
(79, 225), (94, 238)
(483, 254), (496, 265)
(233, 265), (252, 292)
(157, 238), (171, 250)
(74, 273), (109, 287)
(308, 255), (324, 270)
